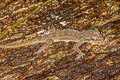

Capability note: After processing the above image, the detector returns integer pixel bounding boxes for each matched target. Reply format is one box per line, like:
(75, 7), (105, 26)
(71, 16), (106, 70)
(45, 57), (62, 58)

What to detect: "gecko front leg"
(73, 41), (85, 60)
(34, 39), (54, 55)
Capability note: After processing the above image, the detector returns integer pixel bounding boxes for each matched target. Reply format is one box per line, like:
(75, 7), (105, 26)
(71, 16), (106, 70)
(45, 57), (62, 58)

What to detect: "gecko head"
(84, 28), (104, 42)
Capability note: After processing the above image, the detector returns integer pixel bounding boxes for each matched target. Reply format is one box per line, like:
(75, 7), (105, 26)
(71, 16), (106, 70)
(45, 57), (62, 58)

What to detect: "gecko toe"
(75, 53), (85, 60)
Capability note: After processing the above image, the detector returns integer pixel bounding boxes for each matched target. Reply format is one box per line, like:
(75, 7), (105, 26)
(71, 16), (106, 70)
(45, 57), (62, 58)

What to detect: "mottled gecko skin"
(0, 28), (104, 59)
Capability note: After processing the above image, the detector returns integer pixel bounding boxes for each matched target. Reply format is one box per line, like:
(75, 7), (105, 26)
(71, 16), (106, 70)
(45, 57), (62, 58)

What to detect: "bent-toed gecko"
(0, 28), (104, 59)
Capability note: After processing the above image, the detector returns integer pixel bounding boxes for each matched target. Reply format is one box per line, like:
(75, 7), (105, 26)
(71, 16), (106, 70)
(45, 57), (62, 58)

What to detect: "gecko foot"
(75, 53), (85, 60)
(34, 39), (53, 55)
(73, 42), (85, 60)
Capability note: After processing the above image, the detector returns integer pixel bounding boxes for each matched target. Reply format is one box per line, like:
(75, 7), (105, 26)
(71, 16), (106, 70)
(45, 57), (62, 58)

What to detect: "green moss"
(49, 51), (63, 58)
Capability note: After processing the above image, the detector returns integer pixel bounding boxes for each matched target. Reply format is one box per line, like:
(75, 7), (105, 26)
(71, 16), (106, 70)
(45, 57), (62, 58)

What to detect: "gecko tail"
(0, 44), (23, 49)
(0, 38), (43, 49)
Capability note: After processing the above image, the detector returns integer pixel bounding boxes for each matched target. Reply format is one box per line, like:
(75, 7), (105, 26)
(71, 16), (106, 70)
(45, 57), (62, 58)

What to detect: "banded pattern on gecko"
(0, 28), (104, 59)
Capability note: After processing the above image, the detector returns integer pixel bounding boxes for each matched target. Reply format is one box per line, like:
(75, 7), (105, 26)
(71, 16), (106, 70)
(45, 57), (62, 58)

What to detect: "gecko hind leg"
(73, 42), (85, 60)
(34, 39), (53, 55)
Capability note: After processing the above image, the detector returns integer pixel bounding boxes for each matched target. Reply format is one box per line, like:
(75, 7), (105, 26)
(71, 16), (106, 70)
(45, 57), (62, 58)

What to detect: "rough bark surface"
(0, 0), (120, 80)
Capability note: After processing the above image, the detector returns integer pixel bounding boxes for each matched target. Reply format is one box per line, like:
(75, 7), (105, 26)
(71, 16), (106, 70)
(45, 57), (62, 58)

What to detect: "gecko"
(0, 28), (104, 59)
